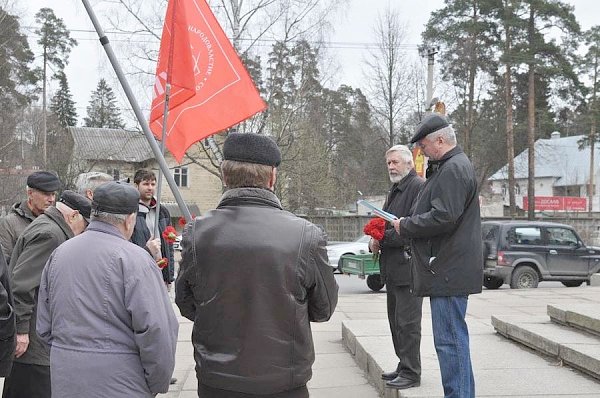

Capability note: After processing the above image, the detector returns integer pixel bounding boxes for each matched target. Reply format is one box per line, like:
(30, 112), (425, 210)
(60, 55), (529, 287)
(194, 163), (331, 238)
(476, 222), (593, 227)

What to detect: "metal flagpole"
(80, 0), (193, 222)
(154, 82), (170, 240)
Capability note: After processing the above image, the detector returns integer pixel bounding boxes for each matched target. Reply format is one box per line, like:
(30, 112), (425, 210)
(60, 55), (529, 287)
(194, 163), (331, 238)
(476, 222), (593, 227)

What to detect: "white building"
(488, 132), (598, 212)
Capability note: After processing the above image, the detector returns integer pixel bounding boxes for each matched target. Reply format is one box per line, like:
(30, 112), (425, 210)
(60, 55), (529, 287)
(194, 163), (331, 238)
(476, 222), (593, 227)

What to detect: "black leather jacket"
(176, 187), (338, 395)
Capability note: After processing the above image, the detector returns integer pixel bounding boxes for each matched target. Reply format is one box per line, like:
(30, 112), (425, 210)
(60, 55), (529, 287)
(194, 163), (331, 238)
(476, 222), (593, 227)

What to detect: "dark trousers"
(2, 362), (51, 398)
(386, 284), (423, 380)
(198, 382), (309, 398)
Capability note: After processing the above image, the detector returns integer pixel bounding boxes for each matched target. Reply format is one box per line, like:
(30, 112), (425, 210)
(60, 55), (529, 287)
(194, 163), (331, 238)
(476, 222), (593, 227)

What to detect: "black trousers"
(198, 383), (309, 398)
(386, 284), (423, 380)
(2, 362), (51, 398)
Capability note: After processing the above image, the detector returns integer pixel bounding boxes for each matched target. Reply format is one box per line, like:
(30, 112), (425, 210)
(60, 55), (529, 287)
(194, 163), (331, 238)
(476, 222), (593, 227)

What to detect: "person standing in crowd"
(176, 132), (338, 398)
(0, 249), (15, 378)
(0, 172), (61, 265)
(130, 169), (174, 289)
(36, 181), (178, 398)
(370, 145), (424, 390)
(392, 114), (483, 398)
(3, 191), (91, 398)
(75, 171), (114, 200)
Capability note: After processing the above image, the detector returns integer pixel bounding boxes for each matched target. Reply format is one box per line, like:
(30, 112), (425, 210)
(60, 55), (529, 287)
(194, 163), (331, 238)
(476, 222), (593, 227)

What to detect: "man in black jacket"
(176, 133), (338, 398)
(370, 145), (424, 390)
(393, 114), (483, 398)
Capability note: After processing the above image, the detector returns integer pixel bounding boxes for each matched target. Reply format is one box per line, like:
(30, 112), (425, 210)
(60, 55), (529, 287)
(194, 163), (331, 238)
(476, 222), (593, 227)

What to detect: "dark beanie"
(223, 133), (281, 167)
(92, 181), (140, 215)
(410, 113), (450, 144)
(27, 171), (61, 192)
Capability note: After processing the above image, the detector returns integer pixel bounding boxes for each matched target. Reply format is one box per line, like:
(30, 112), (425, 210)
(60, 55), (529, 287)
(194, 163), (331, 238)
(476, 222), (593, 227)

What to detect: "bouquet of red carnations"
(363, 218), (386, 261)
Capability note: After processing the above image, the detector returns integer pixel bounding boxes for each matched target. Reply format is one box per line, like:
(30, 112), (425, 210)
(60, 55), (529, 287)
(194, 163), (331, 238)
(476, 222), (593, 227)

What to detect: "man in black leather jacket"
(175, 133), (338, 398)
(370, 145), (424, 390)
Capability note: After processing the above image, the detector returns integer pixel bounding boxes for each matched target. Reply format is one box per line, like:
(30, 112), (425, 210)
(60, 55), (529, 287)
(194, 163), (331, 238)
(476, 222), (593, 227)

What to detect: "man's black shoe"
(385, 376), (420, 390)
(381, 370), (399, 381)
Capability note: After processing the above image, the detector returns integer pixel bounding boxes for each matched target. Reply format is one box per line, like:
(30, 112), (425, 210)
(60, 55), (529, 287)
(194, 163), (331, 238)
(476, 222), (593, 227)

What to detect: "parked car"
(326, 235), (370, 272)
(482, 220), (600, 289)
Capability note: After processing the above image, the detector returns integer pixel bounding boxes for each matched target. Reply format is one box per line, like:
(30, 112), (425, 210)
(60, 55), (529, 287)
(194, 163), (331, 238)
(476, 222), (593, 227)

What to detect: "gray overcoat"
(37, 220), (179, 397)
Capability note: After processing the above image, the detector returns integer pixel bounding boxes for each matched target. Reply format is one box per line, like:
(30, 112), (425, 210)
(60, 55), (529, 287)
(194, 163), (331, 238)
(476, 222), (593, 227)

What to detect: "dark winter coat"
(176, 187), (338, 397)
(9, 206), (73, 366)
(130, 200), (174, 283)
(0, 201), (37, 265)
(0, 249), (15, 377)
(379, 169), (424, 286)
(398, 146), (483, 297)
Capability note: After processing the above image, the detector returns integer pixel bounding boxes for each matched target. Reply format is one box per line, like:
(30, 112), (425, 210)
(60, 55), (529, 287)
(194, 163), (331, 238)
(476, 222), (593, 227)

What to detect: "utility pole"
(419, 46), (439, 105)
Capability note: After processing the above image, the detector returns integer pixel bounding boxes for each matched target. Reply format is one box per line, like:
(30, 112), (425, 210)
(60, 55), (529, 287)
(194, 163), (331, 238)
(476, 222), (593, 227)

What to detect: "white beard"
(388, 169), (409, 184)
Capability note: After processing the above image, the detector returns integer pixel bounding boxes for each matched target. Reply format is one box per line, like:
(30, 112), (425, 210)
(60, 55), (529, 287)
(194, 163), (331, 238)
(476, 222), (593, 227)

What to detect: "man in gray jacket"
(176, 133), (338, 398)
(37, 182), (178, 398)
(3, 190), (90, 398)
(0, 171), (60, 265)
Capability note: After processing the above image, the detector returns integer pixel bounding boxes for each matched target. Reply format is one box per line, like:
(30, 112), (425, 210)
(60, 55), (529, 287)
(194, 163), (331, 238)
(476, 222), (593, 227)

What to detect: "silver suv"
(482, 221), (600, 289)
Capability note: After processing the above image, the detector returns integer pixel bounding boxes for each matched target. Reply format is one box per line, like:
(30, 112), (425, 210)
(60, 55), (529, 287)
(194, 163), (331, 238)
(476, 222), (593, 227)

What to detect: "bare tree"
(363, 7), (412, 147)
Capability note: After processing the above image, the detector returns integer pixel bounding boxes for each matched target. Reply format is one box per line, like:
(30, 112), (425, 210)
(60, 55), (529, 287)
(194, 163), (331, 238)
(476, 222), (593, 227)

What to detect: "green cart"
(339, 254), (385, 292)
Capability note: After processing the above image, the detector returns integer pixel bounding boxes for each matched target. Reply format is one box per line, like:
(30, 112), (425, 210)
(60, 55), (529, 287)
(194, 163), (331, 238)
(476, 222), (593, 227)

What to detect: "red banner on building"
(522, 196), (587, 211)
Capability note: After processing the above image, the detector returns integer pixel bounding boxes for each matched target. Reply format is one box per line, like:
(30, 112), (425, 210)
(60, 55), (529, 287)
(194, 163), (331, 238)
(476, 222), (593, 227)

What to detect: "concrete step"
(548, 304), (600, 337)
(492, 315), (600, 381)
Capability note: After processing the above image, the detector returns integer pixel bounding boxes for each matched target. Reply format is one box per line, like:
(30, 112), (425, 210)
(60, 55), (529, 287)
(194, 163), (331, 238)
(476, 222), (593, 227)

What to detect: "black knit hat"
(59, 190), (92, 222)
(410, 113), (450, 144)
(92, 181), (140, 215)
(223, 133), (281, 167)
(27, 171), (61, 192)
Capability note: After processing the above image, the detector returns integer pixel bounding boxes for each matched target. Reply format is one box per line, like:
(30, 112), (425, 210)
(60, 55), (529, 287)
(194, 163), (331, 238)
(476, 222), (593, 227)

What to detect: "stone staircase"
(492, 304), (600, 381)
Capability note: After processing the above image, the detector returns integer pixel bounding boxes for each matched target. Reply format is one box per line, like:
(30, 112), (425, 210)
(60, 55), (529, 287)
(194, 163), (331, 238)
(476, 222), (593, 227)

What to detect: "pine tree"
(50, 71), (77, 128)
(84, 79), (125, 129)
(35, 7), (77, 166)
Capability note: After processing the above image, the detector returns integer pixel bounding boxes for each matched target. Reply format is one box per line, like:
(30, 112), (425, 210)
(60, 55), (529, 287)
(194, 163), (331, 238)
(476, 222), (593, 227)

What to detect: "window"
(546, 227), (579, 247)
(174, 167), (188, 187)
(107, 168), (120, 181)
(507, 227), (542, 245)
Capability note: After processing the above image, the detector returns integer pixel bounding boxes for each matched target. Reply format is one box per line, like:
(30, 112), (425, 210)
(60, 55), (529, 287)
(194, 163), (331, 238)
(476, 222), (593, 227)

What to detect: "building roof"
(488, 134), (594, 187)
(69, 127), (155, 162)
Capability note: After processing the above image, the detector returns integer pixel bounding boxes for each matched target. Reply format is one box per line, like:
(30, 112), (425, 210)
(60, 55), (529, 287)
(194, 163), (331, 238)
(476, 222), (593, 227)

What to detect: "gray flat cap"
(27, 171), (61, 192)
(92, 181), (140, 215)
(223, 133), (281, 167)
(60, 190), (92, 222)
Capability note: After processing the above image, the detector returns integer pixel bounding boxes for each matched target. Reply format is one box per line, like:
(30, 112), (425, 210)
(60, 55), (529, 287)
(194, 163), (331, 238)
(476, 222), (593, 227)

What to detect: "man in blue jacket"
(393, 114), (483, 398)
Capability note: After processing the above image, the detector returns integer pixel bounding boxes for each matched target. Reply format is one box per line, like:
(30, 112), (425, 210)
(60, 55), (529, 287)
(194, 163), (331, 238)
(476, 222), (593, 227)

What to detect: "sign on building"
(522, 196), (587, 211)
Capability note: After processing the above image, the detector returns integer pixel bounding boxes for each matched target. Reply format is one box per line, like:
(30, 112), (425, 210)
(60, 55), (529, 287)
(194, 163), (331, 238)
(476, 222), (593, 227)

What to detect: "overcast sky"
(20, 0), (600, 126)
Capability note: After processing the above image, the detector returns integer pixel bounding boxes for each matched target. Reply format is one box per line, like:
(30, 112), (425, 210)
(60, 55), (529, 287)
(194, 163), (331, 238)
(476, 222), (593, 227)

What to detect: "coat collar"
(218, 187), (282, 210)
(13, 200), (36, 221)
(86, 220), (126, 240)
(426, 146), (463, 178)
(43, 206), (75, 240)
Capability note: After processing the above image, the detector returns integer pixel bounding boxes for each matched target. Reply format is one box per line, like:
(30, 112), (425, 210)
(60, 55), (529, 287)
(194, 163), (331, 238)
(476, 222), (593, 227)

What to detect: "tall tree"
(364, 7), (411, 146)
(49, 71), (77, 128)
(423, 0), (499, 158)
(0, 7), (38, 164)
(34, 7), (77, 166)
(519, 0), (579, 219)
(581, 26), (600, 212)
(84, 79), (125, 129)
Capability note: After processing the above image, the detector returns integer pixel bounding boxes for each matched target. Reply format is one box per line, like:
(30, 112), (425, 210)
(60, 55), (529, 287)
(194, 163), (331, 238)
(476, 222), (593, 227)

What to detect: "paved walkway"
(160, 290), (381, 397)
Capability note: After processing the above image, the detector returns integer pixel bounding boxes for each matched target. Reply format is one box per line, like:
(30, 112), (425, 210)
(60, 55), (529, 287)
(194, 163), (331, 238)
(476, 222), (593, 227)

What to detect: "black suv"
(482, 221), (600, 289)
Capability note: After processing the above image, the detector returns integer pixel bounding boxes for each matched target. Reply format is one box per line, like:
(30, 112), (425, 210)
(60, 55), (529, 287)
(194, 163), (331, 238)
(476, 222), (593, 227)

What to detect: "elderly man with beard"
(369, 145), (424, 390)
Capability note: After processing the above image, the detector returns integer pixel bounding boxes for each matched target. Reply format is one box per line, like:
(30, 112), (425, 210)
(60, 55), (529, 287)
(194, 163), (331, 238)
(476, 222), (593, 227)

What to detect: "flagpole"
(80, 0), (192, 222)
(154, 82), (170, 239)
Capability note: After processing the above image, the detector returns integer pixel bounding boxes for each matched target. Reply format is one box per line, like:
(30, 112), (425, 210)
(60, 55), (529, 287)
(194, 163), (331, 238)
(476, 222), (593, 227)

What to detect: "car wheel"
(483, 276), (503, 290)
(561, 281), (584, 287)
(366, 274), (385, 292)
(510, 265), (539, 289)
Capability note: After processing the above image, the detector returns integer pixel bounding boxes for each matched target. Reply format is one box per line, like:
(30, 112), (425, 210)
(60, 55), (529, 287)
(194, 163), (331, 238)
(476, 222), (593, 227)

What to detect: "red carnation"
(363, 218), (386, 241)
(178, 217), (187, 227)
(157, 257), (169, 269)
(162, 225), (178, 243)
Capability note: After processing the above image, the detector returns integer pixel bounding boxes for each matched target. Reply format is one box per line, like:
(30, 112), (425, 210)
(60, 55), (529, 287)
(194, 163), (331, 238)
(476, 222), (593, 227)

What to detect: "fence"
(305, 214), (600, 244)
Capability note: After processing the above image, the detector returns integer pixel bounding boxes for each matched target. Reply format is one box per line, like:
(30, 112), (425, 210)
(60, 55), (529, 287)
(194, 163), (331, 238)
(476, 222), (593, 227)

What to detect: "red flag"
(150, 0), (267, 162)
